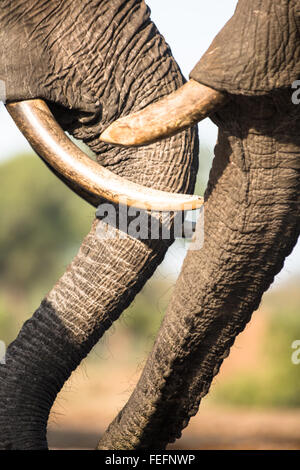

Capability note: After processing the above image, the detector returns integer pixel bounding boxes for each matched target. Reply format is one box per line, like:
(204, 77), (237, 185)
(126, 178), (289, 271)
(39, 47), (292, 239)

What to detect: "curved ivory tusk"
(6, 99), (203, 211)
(100, 80), (227, 147)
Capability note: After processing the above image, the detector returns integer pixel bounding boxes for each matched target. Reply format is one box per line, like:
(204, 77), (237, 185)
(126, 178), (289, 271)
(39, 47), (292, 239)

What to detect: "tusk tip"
(191, 197), (204, 210)
(100, 119), (138, 147)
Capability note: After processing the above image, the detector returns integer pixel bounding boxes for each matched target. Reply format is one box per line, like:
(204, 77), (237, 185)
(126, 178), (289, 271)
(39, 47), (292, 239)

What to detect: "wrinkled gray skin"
(0, 0), (299, 450)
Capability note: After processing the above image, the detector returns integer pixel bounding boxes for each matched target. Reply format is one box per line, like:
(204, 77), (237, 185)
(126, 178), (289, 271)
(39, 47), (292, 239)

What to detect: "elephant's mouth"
(6, 98), (204, 212)
(100, 79), (228, 147)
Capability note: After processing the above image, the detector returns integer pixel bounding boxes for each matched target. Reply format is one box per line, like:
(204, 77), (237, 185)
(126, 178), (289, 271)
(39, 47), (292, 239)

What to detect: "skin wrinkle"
(47, 230), (149, 334)
(190, 0), (300, 95)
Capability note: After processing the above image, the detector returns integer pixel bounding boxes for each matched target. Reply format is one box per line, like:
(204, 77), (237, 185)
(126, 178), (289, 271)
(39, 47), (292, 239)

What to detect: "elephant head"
(0, 0), (299, 451)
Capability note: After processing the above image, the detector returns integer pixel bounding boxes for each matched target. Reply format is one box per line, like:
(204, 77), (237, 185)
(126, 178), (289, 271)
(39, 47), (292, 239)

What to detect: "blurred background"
(0, 0), (299, 450)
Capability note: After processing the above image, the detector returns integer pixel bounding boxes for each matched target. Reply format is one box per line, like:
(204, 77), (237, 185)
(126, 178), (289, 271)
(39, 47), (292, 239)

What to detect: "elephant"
(0, 0), (199, 450)
(0, 0), (299, 451)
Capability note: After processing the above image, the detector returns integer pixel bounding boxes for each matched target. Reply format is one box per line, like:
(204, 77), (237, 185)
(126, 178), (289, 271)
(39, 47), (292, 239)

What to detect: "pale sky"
(0, 0), (299, 285)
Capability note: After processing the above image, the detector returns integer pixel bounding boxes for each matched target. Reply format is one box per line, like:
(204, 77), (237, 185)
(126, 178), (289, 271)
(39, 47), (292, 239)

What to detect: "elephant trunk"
(97, 93), (300, 449)
(0, 225), (168, 449)
(0, 211), (188, 448)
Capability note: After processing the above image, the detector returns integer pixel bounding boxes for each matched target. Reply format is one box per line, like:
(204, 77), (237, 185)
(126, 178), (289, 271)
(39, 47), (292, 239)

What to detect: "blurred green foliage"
(0, 153), (94, 342)
(0, 153), (94, 289)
